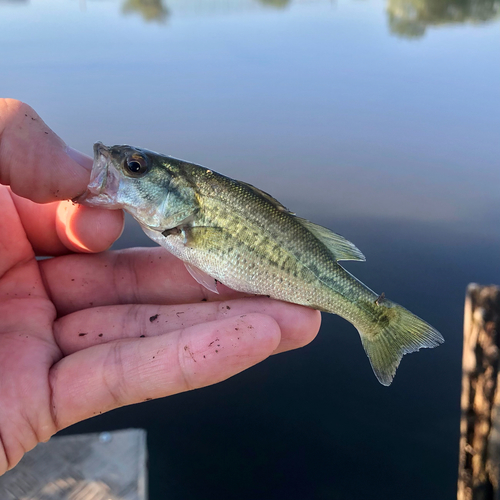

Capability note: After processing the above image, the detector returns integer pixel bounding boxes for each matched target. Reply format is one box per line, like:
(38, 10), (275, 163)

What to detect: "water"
(2, 1), (499, 498)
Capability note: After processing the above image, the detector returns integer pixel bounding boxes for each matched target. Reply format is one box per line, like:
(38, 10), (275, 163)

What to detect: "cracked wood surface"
(458, 284), (500, 500)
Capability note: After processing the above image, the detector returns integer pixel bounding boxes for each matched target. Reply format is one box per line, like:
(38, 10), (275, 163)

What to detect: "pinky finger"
(49, 313), (280, 431)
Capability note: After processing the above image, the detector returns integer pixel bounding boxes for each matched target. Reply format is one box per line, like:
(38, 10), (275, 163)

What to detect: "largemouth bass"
(77, 142), (444, 385)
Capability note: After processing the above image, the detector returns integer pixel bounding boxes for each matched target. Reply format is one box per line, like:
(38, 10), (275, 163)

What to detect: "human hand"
(0, 99), (321, 474)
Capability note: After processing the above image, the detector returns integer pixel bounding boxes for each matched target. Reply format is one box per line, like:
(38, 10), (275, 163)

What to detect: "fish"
(76, 142), (444, 385)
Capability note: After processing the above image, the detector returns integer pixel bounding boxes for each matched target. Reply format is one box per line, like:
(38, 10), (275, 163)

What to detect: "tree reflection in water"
(122, 0), (169, 23)
(257, 0), (291, 8)
(117, 0), (500, 35)
(387, 0), (500, 38)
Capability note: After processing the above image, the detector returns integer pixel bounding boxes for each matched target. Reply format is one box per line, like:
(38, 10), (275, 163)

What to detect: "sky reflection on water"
(1, 1), (499, 499)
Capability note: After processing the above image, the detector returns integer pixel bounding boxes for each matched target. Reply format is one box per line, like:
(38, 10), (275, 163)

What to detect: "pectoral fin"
(181, 226), (225, 249)
(184, 263), (219, 294)
(296, 218), (365, 262)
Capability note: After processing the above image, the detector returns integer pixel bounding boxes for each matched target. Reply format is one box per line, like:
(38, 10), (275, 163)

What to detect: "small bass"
(77, 143), (444, 385)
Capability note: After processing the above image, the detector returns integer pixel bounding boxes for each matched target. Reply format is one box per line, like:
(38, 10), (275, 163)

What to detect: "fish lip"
(90, 142), (110, 194)
(93, 141), (108, 161)
(75, 142), (116, 206)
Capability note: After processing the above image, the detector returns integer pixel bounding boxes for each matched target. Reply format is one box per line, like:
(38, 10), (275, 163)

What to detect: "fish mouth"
(75, 142), (121, 207)
(87, 142), (109, 193)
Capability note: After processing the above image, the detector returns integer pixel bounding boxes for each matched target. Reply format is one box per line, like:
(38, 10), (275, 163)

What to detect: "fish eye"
(124, 155), (149, 177)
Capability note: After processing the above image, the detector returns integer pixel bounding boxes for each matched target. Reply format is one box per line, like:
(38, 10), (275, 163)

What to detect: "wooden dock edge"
(0, 428), (148, 500)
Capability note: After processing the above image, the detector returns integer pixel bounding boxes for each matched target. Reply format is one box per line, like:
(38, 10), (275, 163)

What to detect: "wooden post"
(458, 284), (500, 500)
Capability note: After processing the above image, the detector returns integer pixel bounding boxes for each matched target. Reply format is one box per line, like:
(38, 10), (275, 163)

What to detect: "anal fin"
(184, 262), (219, 294)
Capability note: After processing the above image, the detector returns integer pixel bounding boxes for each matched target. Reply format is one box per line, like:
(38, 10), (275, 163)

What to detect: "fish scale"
(194, 174), (372, 317)
(77, 142), (444, 386)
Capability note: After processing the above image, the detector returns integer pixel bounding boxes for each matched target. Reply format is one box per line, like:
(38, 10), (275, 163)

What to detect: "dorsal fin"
(238, 181), (294, 214)
(296, 217), (365, 262)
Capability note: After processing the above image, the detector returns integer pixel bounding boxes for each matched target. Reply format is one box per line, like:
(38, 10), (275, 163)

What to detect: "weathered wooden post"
(458, 284), (500, 500)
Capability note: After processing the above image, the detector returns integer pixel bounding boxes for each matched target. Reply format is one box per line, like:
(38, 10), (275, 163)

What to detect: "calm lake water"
(2, 0), (500, 498)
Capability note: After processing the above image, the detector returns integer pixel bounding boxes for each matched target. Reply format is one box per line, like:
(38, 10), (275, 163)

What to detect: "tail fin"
(359, 300), (444, 386)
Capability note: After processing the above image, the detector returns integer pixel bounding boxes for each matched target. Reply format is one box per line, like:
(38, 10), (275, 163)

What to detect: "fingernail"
(66, 146), (93, 171)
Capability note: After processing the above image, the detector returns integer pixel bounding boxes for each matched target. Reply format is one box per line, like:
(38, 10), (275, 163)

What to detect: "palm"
(0, 187), (61, 472)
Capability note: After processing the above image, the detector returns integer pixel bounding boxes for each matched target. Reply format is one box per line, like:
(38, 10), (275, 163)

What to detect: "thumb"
(0, 99), (91, 203)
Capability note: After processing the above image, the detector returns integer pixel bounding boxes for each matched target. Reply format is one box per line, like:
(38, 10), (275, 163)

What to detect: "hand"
(0, 99), (321, 474)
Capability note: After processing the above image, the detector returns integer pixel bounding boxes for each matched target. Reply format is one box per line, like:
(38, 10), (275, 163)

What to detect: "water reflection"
(122, 0), (169, 22)
(120, 0), (291, 18)
(119, 0), (500, 37)
(257, 0), (291, 8)
(5, 0), (498, 37)
(387, 0), (500, 38)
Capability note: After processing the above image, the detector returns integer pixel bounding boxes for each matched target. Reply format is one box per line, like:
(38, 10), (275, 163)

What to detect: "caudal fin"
(359, 301), (444, 386)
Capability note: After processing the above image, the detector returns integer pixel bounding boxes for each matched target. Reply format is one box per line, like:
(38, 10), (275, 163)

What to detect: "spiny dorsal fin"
(296, 217), (366, 262)
(238, 181), (294, 214)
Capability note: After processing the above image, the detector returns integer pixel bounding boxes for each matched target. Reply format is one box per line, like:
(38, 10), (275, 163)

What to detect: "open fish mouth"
(75, 142), (121, 207)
